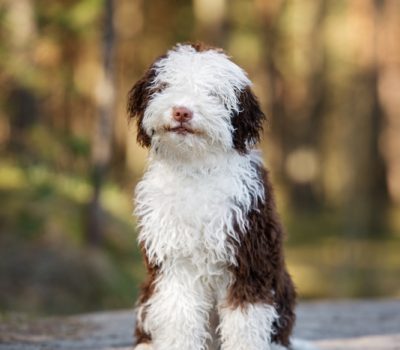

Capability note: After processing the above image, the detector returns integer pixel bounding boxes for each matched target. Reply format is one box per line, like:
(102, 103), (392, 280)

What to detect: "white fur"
(141, 260), (213, 350)
(135, 150), (264, 268)
(218, 303), (279, 350)
(134, 344), (154, 350)
(135, 149), (264, 350)
(134, 45), (317, 350)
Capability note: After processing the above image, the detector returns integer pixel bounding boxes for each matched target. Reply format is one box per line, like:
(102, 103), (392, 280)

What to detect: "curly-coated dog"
(128, 43), (316, 350)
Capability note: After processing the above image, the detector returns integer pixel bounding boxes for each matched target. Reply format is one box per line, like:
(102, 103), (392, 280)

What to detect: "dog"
(128, 43), (315, 350)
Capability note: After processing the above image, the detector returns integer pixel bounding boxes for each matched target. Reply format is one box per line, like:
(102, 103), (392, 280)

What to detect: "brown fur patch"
(127, 55), (167, 147)
(232, 86), (265, 154)
(189, 42), (224, 53)
(227, 165), (296, 347)
(133, 243), (160, 346)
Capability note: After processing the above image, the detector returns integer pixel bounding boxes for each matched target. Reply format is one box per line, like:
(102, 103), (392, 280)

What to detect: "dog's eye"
(152, 82), (169, 94)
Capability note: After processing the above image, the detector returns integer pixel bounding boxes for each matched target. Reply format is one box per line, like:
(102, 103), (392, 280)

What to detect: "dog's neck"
(147, 147), (260, 178)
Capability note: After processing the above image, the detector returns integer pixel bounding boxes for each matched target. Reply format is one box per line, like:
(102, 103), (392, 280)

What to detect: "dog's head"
(128, 43), (265, 158)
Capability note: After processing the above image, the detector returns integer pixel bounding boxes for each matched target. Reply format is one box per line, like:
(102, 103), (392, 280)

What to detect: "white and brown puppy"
(128, 43), (314, 350)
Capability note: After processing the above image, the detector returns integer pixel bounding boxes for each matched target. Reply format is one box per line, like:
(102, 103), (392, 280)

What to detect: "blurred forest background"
(1, 0), (400, 317)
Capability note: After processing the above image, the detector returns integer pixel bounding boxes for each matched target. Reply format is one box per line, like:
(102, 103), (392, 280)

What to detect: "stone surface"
(0, 300), (399, 349)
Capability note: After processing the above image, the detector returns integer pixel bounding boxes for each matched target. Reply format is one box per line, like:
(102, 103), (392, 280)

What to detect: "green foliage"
(0, 162), (144, 316)
(66, 135), (90, 157)
(36, 0), (103, 35)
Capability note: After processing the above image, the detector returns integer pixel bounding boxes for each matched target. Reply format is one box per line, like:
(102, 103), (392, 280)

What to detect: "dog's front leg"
(218, 302), (279, 350)
(142, 263), (213, 350)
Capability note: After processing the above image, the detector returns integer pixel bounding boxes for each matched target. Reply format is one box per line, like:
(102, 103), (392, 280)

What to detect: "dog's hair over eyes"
(127, 43), (265, 153)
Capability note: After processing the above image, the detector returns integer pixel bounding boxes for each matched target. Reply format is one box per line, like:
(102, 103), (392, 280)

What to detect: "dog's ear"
(127, 58), (163, 147)
(232, 86), (265, 153)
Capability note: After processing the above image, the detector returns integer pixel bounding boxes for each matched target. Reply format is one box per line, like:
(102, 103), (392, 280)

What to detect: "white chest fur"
(134, 151), (264, 278)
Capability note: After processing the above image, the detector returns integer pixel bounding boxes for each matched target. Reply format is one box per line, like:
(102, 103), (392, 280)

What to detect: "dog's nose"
(172, 106), (193, 123)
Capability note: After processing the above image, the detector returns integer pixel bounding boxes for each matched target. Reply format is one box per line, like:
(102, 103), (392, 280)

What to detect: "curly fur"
(128, 43), (317, 350)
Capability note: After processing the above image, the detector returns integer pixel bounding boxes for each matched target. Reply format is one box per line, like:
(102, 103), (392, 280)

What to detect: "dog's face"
(128, 43), (264, 158)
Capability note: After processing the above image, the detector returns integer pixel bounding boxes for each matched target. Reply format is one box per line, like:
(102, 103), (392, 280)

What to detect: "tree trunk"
(87, 0), (116, 246)
(4, 0), (38, 149)
(258, 0), (326, 211)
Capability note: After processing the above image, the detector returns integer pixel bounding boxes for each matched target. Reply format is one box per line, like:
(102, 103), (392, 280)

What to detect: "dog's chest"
(135, 161), (251, 269)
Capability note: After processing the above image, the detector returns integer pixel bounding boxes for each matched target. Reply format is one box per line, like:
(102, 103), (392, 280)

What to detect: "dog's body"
(128, 43), (311, 350)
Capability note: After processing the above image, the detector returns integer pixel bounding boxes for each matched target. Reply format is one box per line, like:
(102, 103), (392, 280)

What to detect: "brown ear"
(231, 86), (265, 153)
(127, 57), (165, 147)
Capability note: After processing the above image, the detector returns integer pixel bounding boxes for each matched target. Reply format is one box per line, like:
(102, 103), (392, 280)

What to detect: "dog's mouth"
(164, 125), (197, 135)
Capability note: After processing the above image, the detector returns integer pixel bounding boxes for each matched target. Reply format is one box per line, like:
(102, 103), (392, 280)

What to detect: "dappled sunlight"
(0, 160), (134, 225)
(285, 147), (319, 184)
(1, 0), (399, 315)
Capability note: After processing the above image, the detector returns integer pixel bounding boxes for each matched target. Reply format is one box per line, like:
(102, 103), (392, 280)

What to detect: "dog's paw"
(134, 344), (154, 350)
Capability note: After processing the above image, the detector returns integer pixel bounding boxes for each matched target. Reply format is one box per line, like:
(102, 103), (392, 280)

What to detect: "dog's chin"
(157, 126), (207, 147)
(151, 126), (221, 160)
(151, 125), (232, 161)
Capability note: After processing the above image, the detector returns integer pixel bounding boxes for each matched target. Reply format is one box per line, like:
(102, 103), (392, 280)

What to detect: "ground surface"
(0, 300), (399, 350)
